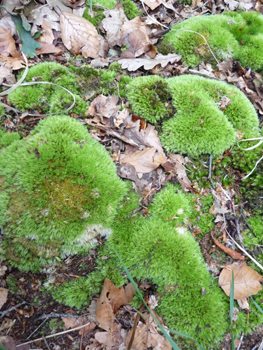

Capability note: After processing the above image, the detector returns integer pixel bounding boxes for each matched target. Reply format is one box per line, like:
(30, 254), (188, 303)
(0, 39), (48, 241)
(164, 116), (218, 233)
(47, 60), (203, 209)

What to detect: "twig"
(0, 301), (26, 318)
(43, 337), (51, 350)
(36, 313), (79, 321)
(189, 0), (212, 14)
(241, 212), (257, 238)
(16, 321), (93, 347)
(211, 233), (245, 260)
(225, 230), (263, 272)
(26, 316), (49, 340)
(236, 333), (244, 350)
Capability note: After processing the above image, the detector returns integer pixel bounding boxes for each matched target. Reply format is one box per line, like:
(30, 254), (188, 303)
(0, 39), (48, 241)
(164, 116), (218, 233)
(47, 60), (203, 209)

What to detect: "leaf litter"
(1, 0), (263, 348)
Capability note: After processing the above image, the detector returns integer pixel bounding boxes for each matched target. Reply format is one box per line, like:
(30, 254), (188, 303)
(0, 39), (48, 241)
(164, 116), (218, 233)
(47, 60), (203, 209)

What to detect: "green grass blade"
(0, 345), (8, 350)
(113, 248), (205, 350)
(249, 295), (263, 314)
(230, 270), (235, 350)
(167, 328), (205, 350)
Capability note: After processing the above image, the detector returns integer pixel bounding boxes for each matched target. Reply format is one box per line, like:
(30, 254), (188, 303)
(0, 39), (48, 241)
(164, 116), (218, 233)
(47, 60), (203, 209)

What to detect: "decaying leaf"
(62, 316), (96, 336)
(0, 287), (8, 309)
(218, 262), (263, 299)
(102, 8), (127, 47)
(60, 12), (100, 58)
(118, 53), (181, 71)
(121, 147), (167, 173)
(143, 0), (163, 10)
(162, 154), (192, 191)
(86, 95), (120, 119)
(36, 19), (62, 55)
(121, 17), (156, 58)
(125, 310), (172, 350)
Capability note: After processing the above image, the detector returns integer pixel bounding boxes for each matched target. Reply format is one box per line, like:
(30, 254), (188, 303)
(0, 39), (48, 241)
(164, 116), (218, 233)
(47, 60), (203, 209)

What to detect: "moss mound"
(109, 183), (229, 348)
(163, 11), (263, 70)
(8, 62), (131, 117)
(126, 75), (259, 156)
(0, 115), (127, 272)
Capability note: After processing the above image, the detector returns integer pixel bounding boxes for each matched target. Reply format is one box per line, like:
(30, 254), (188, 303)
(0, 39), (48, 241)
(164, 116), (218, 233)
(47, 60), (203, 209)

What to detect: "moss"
(122, 0), (142, 20)
(0, 129), (20, 148)
(0, 115), (127, 271)
(109, 183), (229, 348)
(92, 0), (117, 9)
(164, 11), (263, 70)
(126, 75), (259, 157)
(0, 104), (4, 115)
(83, 7), (105, 27)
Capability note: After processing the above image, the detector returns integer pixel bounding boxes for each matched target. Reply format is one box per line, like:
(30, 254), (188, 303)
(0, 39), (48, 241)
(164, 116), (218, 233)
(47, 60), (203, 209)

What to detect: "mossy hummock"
(109, 183), (229, 347)
(163, 11), (263, 70)
(0, 116), (127, 271)
(126, 74), (259, 157)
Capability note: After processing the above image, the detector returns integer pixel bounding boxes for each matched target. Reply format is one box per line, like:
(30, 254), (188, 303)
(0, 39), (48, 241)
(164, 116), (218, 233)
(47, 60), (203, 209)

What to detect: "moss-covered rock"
(126, 74), (259, 157)
(163, 11), (263, 70)
(0, 115), (127, 271)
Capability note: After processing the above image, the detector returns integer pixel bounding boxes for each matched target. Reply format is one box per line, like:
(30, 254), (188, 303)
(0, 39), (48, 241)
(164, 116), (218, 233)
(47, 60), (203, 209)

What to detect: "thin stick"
(208, 154), (215, 188)
(225, 230), (263, 272)
(0, 301), (26, 318)
(43, 337), (51, 350)
(16, 321), (93, 347)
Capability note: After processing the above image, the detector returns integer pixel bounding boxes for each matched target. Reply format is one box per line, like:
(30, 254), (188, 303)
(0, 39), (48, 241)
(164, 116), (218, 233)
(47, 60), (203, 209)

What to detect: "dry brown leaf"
(121, 147), (166, 173)
(218, 262), (263, 299)
(0, 318), (15, 332)
(62, 316), (96, 336)
(121, 17), (156, 58)
(162, 154), (192, 191)
(143, 124), (165, 154)
(114, 108), (130, 128)
(36, 20), (62, 55)
(101, 9), (127, 47)
(126, 310), (172, 350)
(118, 53), (181, 71)
(0, 287), (8, 309)
(86, 95), (120, 119)
(29, 6), (61, 34)
(143, 0), (162, 10)
(0, 26), (19, 57)
(60, 12), (100, 58)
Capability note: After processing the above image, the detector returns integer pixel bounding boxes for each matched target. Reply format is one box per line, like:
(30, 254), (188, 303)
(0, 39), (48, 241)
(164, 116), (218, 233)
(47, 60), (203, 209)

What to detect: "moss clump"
(0, 129), (20, 148)
(92, 0), (117, 8)
(83, 7), (105, 27)
(109, 183), (228, 348)
(126, 75), (259, 157)
(122, 0), (142, 20)
(0, 115), (127, 272)
(126, 75), (174, 124)
(164, 11), (263, 70)
(7, 62), (131, 117)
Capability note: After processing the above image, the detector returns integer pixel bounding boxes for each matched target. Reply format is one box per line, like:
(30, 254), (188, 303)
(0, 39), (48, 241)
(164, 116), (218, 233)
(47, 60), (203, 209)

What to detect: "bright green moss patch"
(164, 11), (263, 70)
(122, 0), (142, 19)
(0, 115), (127, 271)
(126, 74), (259, 157)
(0, 129), (20, 148)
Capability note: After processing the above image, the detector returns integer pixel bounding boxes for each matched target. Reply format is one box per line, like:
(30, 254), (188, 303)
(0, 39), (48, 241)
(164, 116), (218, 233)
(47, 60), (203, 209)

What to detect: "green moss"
(0, 104), (4, 115)
(0, 116), (127, 271)
(126, 75), (174, 123)
(109, 183), (229, 348)
(122, 0), (142, 20)
(83, 7), (105, 27)
(164, 11), (263, 70)
(0, 129), (20, 148)
(126, 75), (259, 157)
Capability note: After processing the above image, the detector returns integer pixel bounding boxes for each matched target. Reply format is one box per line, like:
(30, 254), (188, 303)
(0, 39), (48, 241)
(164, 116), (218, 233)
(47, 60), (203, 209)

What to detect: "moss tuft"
(0, 115), (127, 271)
(122, 0), (142, 19)
(164, 11), (263, 70)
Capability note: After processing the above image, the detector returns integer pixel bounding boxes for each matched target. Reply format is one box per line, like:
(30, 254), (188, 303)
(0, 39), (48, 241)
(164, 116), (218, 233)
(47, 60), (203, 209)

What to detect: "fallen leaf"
(237, 297), (249, 310)
(60, 12), (100, 58)
(62, 316), (96, 336)
(36, 19), (62, 55)
(29, 6), (61, 34)
(114, 108), (130, 128)
(143, 0), (162, 10)
(121, 147), (166, 173)
(118, 53), (181, 71)
(86, 95), (120, 119)
(218, 262), (263, 299)
(126, 310), (172, 350)
(0, 287), (8, 309)
(0, 336), (16, 350)
(162, 154), (192, 191)
(0, 26), (18, 57)
(0, 318), (15, 332)
(102, 8), (127, 47)
(121, 17), (156, 58)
